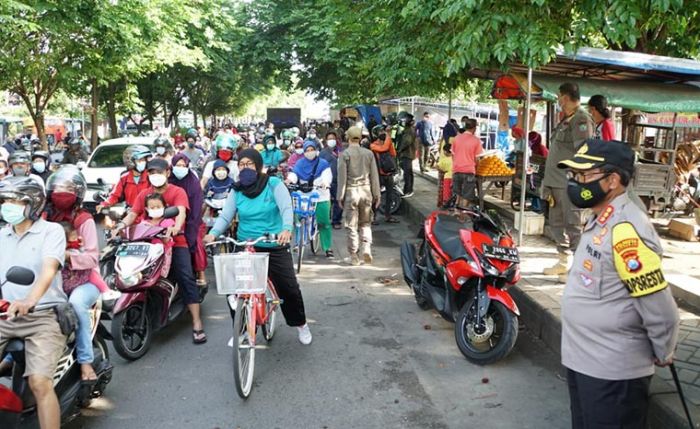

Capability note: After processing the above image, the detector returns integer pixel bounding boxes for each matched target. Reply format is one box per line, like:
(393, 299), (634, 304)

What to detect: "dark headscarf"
(234, 148), (269, 199)
(169, 152), (203, 251)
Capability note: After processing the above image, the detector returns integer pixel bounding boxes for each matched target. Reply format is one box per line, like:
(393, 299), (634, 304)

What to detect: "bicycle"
(206, 235), (282, 399)
(288, 185), (321, 273)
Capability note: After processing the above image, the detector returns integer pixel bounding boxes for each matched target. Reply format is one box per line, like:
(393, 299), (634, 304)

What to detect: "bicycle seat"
(432, 214), (470, 260)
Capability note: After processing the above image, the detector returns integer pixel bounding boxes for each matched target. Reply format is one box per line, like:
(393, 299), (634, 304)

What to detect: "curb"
(402, 173), (698, 429)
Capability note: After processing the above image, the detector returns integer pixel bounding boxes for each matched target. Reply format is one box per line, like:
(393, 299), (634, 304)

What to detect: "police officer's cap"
(557, 139), (635, 176)
(346, 126), (362, 141)
(147, 158), (170, 172)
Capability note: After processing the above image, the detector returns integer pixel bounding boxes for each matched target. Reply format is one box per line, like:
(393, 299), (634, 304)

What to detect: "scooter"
(109, 207), (206, 361)
(202, 192), (229, 228)
(0, 267), (113, 427)
(401, 208), (521, 365)
(378, 169), (404, 216)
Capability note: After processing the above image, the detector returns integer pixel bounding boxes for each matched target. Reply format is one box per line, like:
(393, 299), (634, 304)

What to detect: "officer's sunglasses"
(567, 170), (610, 182)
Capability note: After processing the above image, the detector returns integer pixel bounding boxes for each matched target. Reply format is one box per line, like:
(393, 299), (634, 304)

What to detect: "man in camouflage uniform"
(542, 82), (594, 281)
(558, 139), (679, 428)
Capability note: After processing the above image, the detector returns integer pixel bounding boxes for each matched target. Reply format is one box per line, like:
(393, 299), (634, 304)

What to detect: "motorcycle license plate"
(117, 244), (150, 257)
(482, 244), (519, 263)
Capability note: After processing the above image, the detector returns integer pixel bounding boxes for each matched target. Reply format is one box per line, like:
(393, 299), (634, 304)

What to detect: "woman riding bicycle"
(287, 140), (334, 258)
(203, 149), (312, 345)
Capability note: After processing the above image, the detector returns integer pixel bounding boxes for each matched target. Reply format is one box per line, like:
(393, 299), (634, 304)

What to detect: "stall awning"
(529, 74), (700, 113)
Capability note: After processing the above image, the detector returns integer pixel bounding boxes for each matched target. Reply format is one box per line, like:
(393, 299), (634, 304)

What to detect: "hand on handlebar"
(203, 234), (216, 244)
(278, 230), (292, 246)
(8, 298), (37, 318)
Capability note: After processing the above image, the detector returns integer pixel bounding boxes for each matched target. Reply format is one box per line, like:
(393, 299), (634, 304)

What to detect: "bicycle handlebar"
(205, 234), (279, 248)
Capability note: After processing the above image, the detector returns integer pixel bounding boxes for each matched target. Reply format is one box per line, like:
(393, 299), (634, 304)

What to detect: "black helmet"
(371, 124), (386, 139)
(263, 135), (277, 147)
(69, 138), (82, 147)
(122, 144), (152, 169)
(46, 165), (87, 201)
(0, 176), (46, 220)
(397, 111), (414, 126)
(8, 151), (31, 166)
(32, 150), (50, 161)
(153, 137), (169, 147)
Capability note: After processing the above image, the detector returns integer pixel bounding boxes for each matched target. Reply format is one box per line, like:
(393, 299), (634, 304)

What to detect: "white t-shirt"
(202, 160), (239, 183)
(287, 167), (333, 202)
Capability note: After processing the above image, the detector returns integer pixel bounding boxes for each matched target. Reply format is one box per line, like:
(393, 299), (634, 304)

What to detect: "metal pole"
(411, 97), (415, 116)
(518, 68), (533, 246)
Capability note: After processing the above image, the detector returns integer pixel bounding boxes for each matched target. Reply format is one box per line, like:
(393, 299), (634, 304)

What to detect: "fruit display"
(476, 155), (516, 177)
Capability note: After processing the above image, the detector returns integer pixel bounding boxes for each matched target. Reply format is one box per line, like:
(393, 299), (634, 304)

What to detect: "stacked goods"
(476, 155), (515, 177)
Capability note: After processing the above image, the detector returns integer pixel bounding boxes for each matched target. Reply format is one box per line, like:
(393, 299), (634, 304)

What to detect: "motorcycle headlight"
(477, 254), (500, 276)
(119, 272), (142, 288)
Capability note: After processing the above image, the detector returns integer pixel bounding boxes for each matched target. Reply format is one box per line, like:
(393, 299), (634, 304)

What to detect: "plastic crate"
(213, 253), (269, 295)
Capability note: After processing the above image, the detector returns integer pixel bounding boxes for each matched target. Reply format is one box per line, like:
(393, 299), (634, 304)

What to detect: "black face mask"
(566, 175), (610, 208)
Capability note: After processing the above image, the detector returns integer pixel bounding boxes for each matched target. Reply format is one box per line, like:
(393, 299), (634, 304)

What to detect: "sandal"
(196, 278), (207, 286)
(332, 224), (342, 230)
(192, 330), (207, 344)
(385, 217), (400, 223)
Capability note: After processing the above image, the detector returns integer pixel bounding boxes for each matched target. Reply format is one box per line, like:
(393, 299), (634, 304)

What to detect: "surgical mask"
(172, 166), (189, 180)
(308, 133), (316, 139)
(238, 168), (257, 186)
(156, 146), (166, 155)
(265, 130), (274, 136)
(326, 140), (336, 148)
(283, 140), (290, 146)
(0, 167), (6, 176)
(12, 166), (26, 176)
(32, 161), (45, 173)
(149, 173), (167, 188)
(304, 151), (317, 160)
(135, 161), (146, 172)
(215, 170), (228, 180)
(1, 202), (25, 225)
(147, 208), (164, 219)
(266, 143), (276, 151)
(295, 148), (304, 155)
(566, 175), (610, 209)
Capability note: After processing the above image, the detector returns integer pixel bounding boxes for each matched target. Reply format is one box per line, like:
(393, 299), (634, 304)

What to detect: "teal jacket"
(210, 176), (293, 247)
(261, 148), (284, 168)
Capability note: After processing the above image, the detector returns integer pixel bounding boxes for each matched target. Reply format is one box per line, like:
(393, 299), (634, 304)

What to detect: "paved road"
(66, 218), (570, 429)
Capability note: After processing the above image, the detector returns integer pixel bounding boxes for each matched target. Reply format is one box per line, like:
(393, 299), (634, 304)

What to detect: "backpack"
(376, 151), (397, 176)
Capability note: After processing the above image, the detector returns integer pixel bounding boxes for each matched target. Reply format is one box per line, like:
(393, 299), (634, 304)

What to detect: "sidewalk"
(400, 170), (700, 429)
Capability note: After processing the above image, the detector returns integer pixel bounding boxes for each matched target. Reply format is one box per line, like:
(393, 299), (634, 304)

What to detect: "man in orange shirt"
(451, 119), (483, 208)
(370, 125), (399, 223)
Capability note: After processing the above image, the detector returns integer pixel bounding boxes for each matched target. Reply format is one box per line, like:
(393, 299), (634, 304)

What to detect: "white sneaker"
(101, 290), (122, 301)
(297, 324), (312, 345)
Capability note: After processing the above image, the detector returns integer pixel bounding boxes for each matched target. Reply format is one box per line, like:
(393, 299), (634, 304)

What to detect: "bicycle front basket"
(213, 252), (269, 295)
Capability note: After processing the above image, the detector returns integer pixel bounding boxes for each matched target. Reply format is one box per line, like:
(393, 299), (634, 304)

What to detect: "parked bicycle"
(206, 235), (282, 399)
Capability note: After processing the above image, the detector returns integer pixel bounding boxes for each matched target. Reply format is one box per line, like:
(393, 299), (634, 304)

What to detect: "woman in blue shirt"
(261, 135), (285, 170)
(203, 149), (311, 345)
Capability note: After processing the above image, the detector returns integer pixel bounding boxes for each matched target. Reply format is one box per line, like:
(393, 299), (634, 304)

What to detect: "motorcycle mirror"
(163, 206), (179, 219)
(4, 266), (35, 286)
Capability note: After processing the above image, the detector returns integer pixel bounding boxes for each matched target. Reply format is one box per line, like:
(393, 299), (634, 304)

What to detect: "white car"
(81, 136), (155, 211)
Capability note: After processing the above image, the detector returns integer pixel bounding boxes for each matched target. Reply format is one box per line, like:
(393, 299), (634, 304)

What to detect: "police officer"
(558, 139), (679, 428)
(542, 82), (594, 281)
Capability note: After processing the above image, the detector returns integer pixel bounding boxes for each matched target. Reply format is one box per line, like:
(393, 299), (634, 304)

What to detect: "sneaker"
(363, 253), (373, 264)
(350, 253), (361, 266)
(326, 250), (335, 259)
(402, 192), (414, 198)
(297, 324), (312, 345)
(101, 290), (122, 301)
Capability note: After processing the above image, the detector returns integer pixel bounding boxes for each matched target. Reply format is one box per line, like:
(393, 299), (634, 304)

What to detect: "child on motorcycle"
(204, 160), (235, 197)
(143, 193), (175, 276)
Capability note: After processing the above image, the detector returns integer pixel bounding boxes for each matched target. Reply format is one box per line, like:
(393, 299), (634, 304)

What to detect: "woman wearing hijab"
(287, 138), (305, 170)
(170, 153), (207, 285)
(203, 149), (312, 345)
(288, 140), (334, 258)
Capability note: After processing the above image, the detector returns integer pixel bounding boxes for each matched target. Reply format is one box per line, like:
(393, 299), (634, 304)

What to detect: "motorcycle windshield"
(477, 209), (509, 236)
(123, 223), (165, 241)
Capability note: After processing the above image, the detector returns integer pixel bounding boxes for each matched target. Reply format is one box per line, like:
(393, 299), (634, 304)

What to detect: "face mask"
(135, 161), (146, 172)
(12, 166), (26, 176)
(238, 168), (258, 186)
(215, 170), (228, 180)
(1, 202), (25, 225)
(32, 161), (45, 173)
(566, 175), (610, 209)
(308, 133), (316, 140)
(283, 140), (290, 146)
(266, 144), (276, 151)
(218, 150), (233, 162)
(187, 141), (195, 148)
(51, 192), (78, 211)
(0, 167), (6, 175)
(326, 140), (336, 148)
(156, 146), (166, 155)
(66, 239), (82, 250)
(147, 208), (164, 219)
(265, 130), (274, 136)
(295, 148), (304, 155)
(149, 173), (167, 188)
(304, 151), (317, 160)
(172, 166), (189, 180)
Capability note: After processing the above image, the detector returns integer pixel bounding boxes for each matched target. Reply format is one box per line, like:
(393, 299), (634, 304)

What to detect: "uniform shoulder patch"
(611, 222), (667, 297)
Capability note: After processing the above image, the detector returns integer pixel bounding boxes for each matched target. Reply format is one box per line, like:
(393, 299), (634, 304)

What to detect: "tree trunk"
(35, 111), (46, 150)
(90, 79), (100, 149)
(106, 82), (119, 138)
(193, 107), (198, 128)
(174, 115), (180, 130)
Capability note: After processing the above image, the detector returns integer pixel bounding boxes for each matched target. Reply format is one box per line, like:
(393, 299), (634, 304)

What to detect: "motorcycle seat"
(432, 214), (470, 260)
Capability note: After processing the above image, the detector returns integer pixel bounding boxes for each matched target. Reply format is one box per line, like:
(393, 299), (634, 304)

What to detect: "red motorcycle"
(401, 209), (521, 365)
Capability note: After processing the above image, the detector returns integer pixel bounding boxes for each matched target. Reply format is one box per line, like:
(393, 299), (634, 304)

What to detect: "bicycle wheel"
(232, 298), (255, 399)
(296, 218), (305, 273)
(262, 282), (279, 342)
(310, 219), (320, 255)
